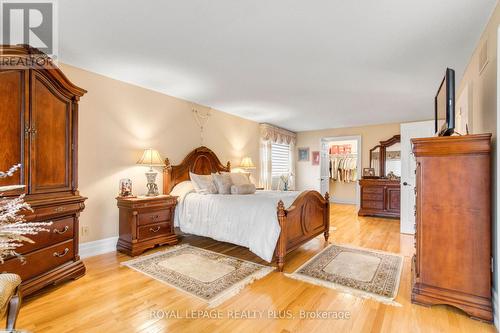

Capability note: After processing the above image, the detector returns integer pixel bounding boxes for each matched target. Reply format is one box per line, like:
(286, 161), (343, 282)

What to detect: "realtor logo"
(1, 0), (57, 57)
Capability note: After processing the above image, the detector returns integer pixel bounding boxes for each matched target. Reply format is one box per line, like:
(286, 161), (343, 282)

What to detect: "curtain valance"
(260, 123), (297, 145)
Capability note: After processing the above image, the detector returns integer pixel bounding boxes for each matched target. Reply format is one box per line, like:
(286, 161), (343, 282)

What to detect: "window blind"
(271, 143), (290, 177)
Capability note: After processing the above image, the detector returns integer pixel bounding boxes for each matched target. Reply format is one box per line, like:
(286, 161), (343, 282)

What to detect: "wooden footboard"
(275, 191), (330, 272)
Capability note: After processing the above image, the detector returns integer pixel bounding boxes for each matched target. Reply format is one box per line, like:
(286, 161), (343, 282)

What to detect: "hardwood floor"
(18, 204), (495, 333)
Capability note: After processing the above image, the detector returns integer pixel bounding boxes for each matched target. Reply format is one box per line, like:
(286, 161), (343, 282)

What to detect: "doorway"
(320, 136), (362, 206)
(400, 120), (434, 234)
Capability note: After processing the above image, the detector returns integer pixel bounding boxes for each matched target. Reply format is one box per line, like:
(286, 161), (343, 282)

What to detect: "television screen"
(435, 68), (455, 136)
(435, 80), (447, 132)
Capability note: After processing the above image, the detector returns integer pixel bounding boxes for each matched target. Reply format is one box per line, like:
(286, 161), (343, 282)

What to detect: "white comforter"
(174, 190), (301, 262)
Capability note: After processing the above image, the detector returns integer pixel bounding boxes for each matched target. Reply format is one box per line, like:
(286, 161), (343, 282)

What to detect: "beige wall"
(296, 122), (401, 195)
(60, 64), (260, 243)
(455, 2), (499, 320)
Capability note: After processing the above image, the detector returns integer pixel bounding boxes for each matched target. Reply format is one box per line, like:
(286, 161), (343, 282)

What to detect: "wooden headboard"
(163, 146), (231, 194)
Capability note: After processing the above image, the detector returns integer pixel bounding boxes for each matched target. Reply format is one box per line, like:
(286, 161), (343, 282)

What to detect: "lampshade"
(239, 157), (256, 169)
(137, 148), (165, 166)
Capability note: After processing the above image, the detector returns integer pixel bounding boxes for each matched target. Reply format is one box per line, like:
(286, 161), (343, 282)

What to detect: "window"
(271, 143), (291, 177)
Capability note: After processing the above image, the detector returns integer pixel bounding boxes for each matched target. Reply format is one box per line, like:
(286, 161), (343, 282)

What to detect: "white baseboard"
(79, 236), (118, 259)
(493, 288), (499, 330)
(330, 198), (357, 205)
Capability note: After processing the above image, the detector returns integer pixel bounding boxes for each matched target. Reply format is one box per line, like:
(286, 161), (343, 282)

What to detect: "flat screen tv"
(435, 68), (455, 136)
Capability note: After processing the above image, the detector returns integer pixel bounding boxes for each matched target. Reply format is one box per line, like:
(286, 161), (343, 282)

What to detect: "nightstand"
(116, 195), (178, 256)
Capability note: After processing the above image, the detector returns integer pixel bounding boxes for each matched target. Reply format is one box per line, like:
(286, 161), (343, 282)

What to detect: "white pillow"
(227, 172), (251, 186)
(212, 173), (233, 194)
(170, 181), (195, 200)
(189, 172), (217, 194)
(231, 183), (256, 195)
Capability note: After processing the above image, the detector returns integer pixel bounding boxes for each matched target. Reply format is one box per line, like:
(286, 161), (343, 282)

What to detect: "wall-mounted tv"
(435, 68), (455, 136)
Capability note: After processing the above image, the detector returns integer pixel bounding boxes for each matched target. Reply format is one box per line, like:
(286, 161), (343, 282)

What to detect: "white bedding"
(174, 190), (301, 262)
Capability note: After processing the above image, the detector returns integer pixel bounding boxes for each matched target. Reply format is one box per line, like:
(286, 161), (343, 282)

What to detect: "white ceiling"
(59, 0), (497, 132)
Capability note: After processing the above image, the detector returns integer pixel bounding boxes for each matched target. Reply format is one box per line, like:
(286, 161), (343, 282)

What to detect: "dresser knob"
(53, 248), (69, 258)
(53, 226), (69, 234)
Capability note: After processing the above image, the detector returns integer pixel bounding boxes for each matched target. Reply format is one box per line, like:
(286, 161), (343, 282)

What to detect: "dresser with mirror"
(358, 135), (401, 218)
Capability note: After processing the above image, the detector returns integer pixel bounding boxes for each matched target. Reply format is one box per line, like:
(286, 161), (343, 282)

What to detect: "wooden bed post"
(324, 192), (330, 242)
(276, 200), (287, 272)
(163, 158), (172, 194)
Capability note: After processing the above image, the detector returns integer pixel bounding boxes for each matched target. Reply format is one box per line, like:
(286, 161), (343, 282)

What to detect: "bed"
(163, 146), (330, 271)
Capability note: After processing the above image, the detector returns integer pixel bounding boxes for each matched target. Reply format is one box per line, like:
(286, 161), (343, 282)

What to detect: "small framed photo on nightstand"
(119, 178), (134, 197)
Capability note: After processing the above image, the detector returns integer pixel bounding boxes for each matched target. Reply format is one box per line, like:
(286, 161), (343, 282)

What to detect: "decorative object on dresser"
(358, 135), (401, 218)
(0, 45), (87, 297)
(411, 134), (492, 322)
(136, 148), (165, 196)
(116, 195), (178, 256)
(163, 146), (330, 271)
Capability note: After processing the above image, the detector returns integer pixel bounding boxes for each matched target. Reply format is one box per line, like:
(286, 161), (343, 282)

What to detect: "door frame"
(320, 135), (362, 207)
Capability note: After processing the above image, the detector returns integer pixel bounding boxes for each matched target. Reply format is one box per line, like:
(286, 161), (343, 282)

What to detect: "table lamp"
(239, 157), (256, 170)
(137, 148), (165, 196)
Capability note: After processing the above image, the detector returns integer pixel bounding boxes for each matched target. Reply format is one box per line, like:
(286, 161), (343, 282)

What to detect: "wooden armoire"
(0, 45), (87, 296)
(411, 134), (492, 321)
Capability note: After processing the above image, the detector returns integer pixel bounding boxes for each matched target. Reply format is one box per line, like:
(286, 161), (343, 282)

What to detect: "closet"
(328, 140), (359, 204)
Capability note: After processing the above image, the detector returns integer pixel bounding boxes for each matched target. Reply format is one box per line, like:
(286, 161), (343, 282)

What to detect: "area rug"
(286, 244), (403, 306)
(121, 245), (274, 307)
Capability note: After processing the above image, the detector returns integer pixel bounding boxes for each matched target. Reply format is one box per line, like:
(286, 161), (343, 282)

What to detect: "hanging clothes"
(329, 155), (358, 183)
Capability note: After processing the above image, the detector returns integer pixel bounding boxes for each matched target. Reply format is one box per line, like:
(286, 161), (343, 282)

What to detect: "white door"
(400, 121), (435, 234)
(320, 140), (330, 197)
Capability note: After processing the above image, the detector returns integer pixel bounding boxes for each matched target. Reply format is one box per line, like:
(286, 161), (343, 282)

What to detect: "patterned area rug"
(122, 245), (274, 307)
(286, 244), (403, 306)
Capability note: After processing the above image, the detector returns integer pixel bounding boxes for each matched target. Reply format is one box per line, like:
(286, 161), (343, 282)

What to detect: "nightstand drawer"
(137, 222), (170, 240)
(137, 209), (171, 226)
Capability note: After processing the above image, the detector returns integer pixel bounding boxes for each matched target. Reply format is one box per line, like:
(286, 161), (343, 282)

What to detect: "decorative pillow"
(212, 173), (233, 194)
(227, 172), (251, 186)
(170, 181), (195, 201)
(231, 183), (256, 195)
(189, 172), (217, 194)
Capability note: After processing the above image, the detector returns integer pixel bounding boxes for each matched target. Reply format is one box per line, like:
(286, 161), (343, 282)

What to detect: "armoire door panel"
(30, 72), (72, 193)
(0, 70), (28, 195)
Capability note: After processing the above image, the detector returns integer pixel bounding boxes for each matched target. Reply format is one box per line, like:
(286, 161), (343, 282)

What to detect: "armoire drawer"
(27, 202), (83, 220)
(0, 239), (74, 281)
(137, 209), (171, 226)
(18, 217), (74, 254)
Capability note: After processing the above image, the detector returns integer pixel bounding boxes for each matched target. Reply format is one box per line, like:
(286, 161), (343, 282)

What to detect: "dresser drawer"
(0, 239), (74, 281)
(137, 222), (171, 240)
(362, 187), (383, 195)
(362, 193), (383, 201)
(18, 217), (74, 254)
(361, 200), (384, 210)
(137, 209), (171, 226)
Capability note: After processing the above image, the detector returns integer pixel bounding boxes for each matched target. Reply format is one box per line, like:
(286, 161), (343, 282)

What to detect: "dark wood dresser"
(358, 178), (400, 218)
(117, 195), (178, 256)
(411, 134), (492, 321)
(0, 45), (87, 296)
